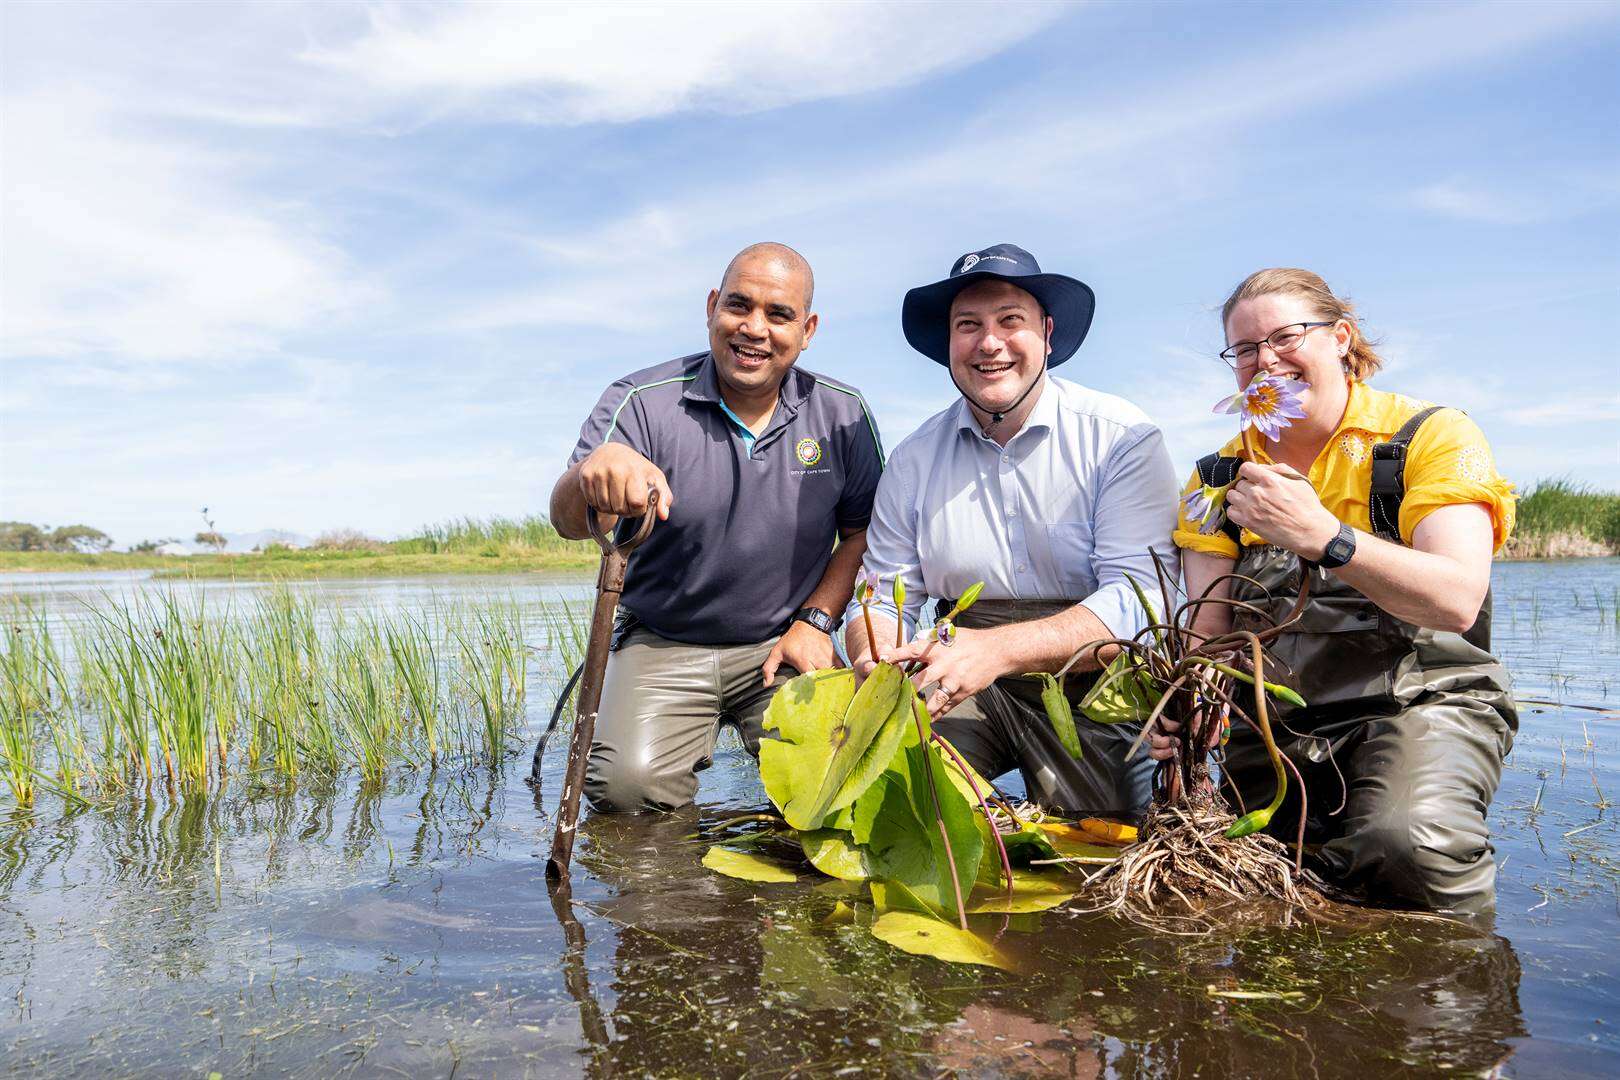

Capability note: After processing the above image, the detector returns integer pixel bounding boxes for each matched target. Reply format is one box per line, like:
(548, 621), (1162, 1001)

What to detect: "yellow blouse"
(1173, 379), (1517, 558)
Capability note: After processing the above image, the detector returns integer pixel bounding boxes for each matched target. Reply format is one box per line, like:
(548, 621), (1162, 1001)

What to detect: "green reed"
(386, 611), (441, 766)
(393, 515), (586, 559)
(0, 588), (569, 816)
(1, 607), (49, 807)
(451, 599), (528, 761)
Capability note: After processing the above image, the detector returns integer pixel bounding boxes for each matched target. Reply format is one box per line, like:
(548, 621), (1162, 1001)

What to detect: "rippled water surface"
(2, 562), (1617, 1078)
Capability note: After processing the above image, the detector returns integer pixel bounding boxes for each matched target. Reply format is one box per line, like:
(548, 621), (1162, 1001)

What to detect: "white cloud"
(0, 93), (376, 361)
(1412, 173), (1620, 226)
(304, 1), (1073, 125)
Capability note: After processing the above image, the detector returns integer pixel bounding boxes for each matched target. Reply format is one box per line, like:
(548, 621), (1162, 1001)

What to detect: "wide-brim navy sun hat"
(901, 244), (1095, 367)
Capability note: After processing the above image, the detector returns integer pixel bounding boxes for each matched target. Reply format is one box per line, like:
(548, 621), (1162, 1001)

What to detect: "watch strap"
(1317, 523), (1357, 570)
(793, 607), (840, 633)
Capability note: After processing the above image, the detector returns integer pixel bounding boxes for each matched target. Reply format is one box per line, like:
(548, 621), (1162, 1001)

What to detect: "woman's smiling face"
(1224, 292), (1352, 422)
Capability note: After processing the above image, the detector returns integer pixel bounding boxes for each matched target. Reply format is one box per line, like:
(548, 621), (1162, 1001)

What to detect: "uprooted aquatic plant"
(1058, 555), (1336, 923)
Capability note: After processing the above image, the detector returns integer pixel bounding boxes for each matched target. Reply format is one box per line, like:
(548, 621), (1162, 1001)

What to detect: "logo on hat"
(795, 437), (823, 467)
(959, 253), (981, 273)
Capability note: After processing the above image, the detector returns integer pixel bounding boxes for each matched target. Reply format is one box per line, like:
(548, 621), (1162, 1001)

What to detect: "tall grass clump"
(394, 516), (588, 559)
(0, 587), (582, 818)
(1505, 479), (1620, 559)
(451, 599), (529, 760)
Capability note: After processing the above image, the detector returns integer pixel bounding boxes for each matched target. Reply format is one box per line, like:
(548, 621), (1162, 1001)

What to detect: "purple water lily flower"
(934, 618), (956, 647)
(856, 568), (880, 606)
(1213, 373), (1310, 441)
(1181, 484), (1230, 535)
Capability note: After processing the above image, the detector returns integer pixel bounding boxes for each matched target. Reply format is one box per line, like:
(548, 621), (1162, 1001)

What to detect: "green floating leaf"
(1078, 653), (1158, 725)
(702, 845), (797, 883)
(853, 741), (983, 919)
(760, 665), (917, 831)
(1034, 673), (1082, 759)
(964, 866), (1082, 914)
(869, 911), (1014, 970)
(869, 877), (935, 916)
(799, 828), (872, 881)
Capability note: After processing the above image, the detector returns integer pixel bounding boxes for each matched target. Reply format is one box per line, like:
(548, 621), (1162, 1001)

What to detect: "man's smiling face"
(706, 252), (817, 401)
(947, 280), (1051, 416)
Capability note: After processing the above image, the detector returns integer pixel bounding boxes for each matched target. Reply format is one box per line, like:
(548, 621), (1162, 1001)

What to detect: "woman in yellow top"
(1157, 268), (1517, 915)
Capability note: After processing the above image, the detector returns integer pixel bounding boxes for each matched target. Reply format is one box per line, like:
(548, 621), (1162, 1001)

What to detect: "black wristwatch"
(793, 607), (841, 634)
(1317, 523), (1357, 569)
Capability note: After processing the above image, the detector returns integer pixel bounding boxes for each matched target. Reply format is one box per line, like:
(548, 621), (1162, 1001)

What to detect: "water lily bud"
(939, 583), (984, 626)
(892, 576), (905, 612)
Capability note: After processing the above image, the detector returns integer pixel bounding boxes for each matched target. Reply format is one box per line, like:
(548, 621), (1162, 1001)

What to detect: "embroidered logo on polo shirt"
(795, 437), (823, 467)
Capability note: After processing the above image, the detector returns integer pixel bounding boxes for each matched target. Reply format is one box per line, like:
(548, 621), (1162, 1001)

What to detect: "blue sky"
(3, 0), (1617, 547)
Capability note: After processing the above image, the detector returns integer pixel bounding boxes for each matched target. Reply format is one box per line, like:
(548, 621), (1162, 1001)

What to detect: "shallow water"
(2, 562), (1617, 1078)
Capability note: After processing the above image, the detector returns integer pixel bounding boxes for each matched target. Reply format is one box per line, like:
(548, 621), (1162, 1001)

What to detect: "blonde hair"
(1221, 268), (1384, 380)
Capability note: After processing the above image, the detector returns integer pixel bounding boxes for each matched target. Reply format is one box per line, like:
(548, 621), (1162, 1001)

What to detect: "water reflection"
(0, 565), (1614, 1075)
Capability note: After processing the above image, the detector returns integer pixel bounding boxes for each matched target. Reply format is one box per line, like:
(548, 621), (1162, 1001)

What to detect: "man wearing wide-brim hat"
(844, 244), (1178, 818)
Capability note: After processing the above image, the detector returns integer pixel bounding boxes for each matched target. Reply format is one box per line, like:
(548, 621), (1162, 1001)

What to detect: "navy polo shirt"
(568, 352), (885, 645)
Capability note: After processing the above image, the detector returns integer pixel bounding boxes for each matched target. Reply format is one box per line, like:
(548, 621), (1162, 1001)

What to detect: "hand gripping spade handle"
(546, 488), (660, 881)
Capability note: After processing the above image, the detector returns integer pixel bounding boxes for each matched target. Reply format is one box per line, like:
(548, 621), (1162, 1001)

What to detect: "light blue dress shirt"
(849, 375), (1180, 644)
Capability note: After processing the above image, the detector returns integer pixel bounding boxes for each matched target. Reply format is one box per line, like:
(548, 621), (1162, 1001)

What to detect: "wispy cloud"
(303, 1), (1073, 125)
(1412, 172), (1620, 225)
(0, 93), (378, 362)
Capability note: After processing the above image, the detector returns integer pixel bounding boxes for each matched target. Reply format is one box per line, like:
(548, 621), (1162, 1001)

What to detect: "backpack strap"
(1195, 453), (1245, 546)
(1368, 406), (1446, 544)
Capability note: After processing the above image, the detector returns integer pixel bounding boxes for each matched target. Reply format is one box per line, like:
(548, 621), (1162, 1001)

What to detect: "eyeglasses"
(1219, 322), (1336, 369)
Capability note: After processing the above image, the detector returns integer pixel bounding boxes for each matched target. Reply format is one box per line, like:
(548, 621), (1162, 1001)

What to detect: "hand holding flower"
(1225, 462), (1341, 557)
(882, 625), (1012, 718)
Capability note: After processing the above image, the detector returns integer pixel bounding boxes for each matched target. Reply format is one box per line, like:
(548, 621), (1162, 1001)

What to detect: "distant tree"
(0, 522), (49, 551)
(47, 525), (113, 553)
(194, 531), (228, 552)
(130, 538), (182, 553)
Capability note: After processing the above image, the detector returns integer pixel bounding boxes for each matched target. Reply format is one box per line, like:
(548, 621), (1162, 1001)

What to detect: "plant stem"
(932, 731), (1013, 899)
(911, 710), (967, 930)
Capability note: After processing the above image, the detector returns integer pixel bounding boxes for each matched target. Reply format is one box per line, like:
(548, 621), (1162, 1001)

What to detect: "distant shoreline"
(2, 546), (1614, 580)
(0, 548), (598, 580)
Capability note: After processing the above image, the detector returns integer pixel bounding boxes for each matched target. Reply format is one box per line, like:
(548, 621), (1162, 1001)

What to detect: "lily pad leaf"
(702, 845), (797, 883)
(854, 741), (983, 918)
(964, 866), (1083, 914)
(1078, 653), (1158, 725)
(760, 665), (917, 831)
(870, 911), (1014, 970)
(799, 829), (872, 881)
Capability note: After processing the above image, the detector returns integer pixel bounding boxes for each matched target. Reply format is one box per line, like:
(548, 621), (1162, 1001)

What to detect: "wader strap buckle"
(1368, 406), (1446, 544)
(1195, 452), (1245, 545)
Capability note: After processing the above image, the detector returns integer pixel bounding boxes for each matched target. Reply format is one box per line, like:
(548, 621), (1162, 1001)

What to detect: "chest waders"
(1197, 407), (1517, 914)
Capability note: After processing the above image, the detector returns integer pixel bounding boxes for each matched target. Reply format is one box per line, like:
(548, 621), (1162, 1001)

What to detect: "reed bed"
(393, 515), (587, 559)
(0, 587), (564, 814)
(1504, 479), (1620, 559)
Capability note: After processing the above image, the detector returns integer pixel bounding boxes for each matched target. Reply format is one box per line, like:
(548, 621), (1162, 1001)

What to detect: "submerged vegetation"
(0, 588), (582, 814)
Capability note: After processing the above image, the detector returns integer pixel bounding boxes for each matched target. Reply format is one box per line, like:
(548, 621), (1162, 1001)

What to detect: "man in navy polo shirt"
(551, 242), (885, 813)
